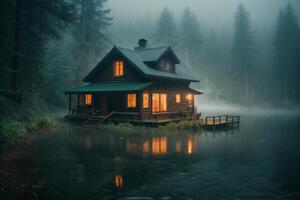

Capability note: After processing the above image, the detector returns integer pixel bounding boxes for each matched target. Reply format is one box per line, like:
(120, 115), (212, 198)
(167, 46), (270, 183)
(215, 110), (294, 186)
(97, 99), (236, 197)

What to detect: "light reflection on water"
(30, 116), (300, 199)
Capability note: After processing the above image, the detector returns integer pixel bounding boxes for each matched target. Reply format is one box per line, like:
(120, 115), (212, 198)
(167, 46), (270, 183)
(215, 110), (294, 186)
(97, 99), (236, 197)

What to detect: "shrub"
(0, 121), (26, 152)
(38, 115), (55, 128)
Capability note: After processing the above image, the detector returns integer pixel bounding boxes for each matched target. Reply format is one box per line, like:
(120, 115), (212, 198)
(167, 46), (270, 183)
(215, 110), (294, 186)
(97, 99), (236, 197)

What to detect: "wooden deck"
(65, 111), (201, 125)
(200, 115), (240, 128)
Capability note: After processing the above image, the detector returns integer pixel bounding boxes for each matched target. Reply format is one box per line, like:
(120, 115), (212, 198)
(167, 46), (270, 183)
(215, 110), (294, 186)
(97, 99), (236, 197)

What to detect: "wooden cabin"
(65, 39), (202, 124)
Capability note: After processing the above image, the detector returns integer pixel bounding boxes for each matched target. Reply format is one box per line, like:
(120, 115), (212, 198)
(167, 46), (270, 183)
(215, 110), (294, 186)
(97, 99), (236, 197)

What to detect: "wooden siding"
(140, 81), (196, 121)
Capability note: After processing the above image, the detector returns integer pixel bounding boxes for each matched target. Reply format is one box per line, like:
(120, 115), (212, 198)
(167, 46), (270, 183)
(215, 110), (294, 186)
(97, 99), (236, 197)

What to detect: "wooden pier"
(201, 115), (240, 128)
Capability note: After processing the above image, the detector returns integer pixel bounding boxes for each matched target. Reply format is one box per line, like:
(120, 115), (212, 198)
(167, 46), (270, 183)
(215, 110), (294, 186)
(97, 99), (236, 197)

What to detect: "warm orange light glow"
(127, 93), (136, 108)
(114, 60), (124, 76)
(152, 93), (160, 112)
(186, 93), (193, 105)
(115, 174), (124, 188)
(126, 141), (137, 153)
(152, 93), (167, 112)
(152, 136), (167, 155)
(187, 135), (193, 155)
(143, 93), (149, 108)
(175, 141), (181, 152)
(160, 94), (167, 112)
(143, 140), (149, 153)
(176, 94), (181, 103)
(85, 94), (92, 105)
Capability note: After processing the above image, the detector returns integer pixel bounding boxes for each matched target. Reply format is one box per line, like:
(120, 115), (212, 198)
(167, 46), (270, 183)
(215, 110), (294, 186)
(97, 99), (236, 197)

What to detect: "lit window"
(176, 94), (181, 103)
(127, 93), (136, 108)
(186, 93), (193, 105)
(152, 93), (167, 112)
(85, 94), (92, 105)
(152, 93), (160, 112)
(114, 60), (124, 76)
(143, 93), (149, 108)
(160, 94), (167, 112)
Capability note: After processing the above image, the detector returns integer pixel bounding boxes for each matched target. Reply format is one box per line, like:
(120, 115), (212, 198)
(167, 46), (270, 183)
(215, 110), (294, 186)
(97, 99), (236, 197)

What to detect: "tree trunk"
(10, 0), (22, 103)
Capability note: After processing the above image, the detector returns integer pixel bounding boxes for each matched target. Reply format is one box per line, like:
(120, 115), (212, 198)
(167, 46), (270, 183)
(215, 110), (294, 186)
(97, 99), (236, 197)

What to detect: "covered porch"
(64, 82), (201, 124)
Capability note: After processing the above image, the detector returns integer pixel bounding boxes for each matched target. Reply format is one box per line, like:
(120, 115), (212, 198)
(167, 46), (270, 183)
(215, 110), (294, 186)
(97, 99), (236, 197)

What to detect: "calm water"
(31, 115), (300, 199)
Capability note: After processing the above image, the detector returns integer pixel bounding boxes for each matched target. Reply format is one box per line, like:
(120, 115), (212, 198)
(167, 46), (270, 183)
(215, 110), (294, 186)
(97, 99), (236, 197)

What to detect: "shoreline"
(0, 121), (60, 200)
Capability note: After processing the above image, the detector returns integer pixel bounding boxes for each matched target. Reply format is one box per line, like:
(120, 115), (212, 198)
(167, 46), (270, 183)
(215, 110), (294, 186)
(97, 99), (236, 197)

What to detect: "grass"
(97, 120), (203, 135)
(0, 115), (56, 153)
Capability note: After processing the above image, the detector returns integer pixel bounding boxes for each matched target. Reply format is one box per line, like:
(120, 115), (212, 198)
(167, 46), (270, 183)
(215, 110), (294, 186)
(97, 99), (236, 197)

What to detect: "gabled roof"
(138, 46), (180, 63)
(65, 82), (153, 94)
(83, 46), (200, 82)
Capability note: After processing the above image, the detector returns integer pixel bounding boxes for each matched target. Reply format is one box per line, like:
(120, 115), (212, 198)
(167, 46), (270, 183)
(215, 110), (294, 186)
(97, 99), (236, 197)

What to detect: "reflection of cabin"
(65, 39), (202, 123)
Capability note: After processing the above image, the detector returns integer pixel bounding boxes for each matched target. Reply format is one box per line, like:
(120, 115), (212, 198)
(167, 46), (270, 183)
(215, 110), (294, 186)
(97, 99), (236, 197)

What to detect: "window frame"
(85, 94), (92, 106)
(114, 60), (124, 77)
(143, 93), (149, 109)
(127, 93), (136, 108)
(152, 93), (167, 113)
(176, 94), (181, 103)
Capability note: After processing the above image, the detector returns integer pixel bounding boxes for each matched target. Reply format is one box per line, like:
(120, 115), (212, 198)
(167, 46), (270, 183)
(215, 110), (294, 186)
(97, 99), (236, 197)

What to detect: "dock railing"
(203, 115), (240, 127)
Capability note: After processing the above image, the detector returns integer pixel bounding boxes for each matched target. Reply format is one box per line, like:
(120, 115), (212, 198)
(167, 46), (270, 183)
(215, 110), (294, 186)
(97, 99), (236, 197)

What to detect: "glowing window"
(143, 93), (149, 108)
(85, 94), (92, 105)
(114, 60), (124, 76)
(160, 94), (167, 112)
(152, 93), (167, 112)
(176, 94), (181, 103)
(152, 93), (160, 112)
(127, 93), (136, 108)
(186, 93), (193, 105)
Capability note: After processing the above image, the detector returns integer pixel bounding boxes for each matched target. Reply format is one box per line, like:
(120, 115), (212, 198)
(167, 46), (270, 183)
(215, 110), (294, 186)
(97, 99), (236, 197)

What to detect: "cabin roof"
(65, 82), (153, 94)
(116, 46), (198, 82)
(83, 46), (200, 82)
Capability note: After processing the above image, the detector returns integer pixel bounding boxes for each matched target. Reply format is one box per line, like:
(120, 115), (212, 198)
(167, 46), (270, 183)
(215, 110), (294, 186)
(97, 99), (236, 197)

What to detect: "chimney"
(135, 39), (147, 50)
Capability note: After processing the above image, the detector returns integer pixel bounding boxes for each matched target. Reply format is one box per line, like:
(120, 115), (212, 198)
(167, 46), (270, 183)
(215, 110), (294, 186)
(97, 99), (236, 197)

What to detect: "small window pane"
(127, 93), (136, 108)
(114, 61), (124, 76)
(152, 93), (160, 112)
(143, 93), (149, 108)
(160, 94), (167, 112)
(176, 94), (181, 103)
(85, 94), (92, 105)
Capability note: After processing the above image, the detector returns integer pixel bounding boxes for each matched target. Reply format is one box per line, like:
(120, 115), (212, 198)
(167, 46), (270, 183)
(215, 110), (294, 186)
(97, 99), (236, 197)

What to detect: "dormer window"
(157, 58), (175, 73)
(114, 60), (124, 76)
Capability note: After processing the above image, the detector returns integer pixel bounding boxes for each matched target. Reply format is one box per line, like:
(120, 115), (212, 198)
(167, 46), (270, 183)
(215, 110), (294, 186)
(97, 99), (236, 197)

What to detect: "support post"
(68, 94), (71, 115)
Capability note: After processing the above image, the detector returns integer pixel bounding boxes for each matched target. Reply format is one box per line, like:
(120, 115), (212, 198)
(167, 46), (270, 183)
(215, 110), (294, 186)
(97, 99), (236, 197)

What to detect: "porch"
(64, 82), (201, 124)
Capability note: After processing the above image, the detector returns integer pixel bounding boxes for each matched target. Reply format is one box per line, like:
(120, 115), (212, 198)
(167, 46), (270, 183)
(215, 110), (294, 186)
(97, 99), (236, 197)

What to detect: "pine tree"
(72, 0), (112, 86)
(180, 7), (202, 67)
(8, 0), (75, 104)
(273, 3), (300, 104)
(154, 7), (177, 47)
(231, 3), (254, 105)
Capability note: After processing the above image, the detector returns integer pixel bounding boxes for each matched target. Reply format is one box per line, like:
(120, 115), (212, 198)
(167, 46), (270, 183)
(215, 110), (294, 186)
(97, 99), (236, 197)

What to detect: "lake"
(30, 115), (300, 199)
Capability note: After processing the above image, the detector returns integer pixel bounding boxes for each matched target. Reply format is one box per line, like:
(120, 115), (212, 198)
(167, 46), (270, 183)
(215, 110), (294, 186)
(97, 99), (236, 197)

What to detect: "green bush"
(0, 121), (26, 152)
(159, 120), (202, 131)
(37, 115), (55, 128)
(97, 120), (203, 135)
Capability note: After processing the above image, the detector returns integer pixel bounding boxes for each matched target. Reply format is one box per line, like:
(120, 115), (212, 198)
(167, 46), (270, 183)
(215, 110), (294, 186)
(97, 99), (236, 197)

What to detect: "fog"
(108, 0), (300, 46)
(1, 0), (300, 120)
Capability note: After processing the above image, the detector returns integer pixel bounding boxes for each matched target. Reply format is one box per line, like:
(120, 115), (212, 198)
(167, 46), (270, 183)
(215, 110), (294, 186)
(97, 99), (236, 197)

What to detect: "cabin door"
(108, 93), (123, 113)
(99, 94), (108, 116)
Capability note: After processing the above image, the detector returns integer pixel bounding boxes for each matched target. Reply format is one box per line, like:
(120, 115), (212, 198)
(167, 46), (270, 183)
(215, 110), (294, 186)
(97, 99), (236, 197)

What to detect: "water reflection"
(114, 174), (124, 188)
(68, 127), (238, 156)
